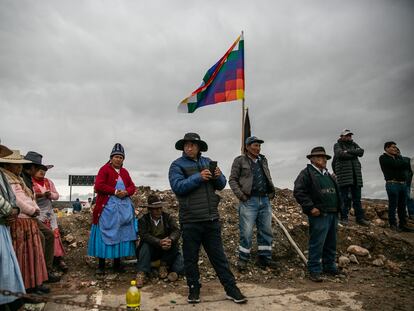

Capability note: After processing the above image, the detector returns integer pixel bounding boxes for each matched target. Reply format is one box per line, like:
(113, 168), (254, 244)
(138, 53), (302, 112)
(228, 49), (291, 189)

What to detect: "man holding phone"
(169, 132), (246, 304)
(229, 136), (277, 272)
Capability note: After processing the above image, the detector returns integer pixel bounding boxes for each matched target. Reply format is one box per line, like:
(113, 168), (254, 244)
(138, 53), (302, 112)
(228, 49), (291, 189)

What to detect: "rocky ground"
(45, 187), (414, 311)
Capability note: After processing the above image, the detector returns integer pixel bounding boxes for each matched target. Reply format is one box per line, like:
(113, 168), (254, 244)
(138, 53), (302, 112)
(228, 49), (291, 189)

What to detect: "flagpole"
(241, 99), (245, 154)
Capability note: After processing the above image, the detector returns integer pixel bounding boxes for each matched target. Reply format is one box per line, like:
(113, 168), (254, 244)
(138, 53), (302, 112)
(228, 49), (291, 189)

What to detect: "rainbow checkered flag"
(178, 34), (244, 113)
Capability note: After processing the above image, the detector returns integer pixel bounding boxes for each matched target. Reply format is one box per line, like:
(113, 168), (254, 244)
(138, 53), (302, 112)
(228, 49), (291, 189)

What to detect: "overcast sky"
(1, 0), (413, 201)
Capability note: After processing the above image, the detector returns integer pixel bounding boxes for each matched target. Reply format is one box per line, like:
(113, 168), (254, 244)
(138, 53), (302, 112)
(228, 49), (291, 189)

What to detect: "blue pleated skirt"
(0, 225), (26, 304)
(87, 224), (135, 258)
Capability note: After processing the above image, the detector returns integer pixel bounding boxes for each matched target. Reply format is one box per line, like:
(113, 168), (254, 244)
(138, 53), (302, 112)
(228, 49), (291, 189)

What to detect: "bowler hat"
(24, 151), (54, 170)
(306, 146), (332, 160)
(175, 133), (208, 152)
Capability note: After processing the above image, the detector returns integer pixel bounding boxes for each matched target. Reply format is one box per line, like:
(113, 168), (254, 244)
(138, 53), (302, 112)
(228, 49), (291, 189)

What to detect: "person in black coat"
(294, 147), (343, 282)
(135, 194), (183, 287)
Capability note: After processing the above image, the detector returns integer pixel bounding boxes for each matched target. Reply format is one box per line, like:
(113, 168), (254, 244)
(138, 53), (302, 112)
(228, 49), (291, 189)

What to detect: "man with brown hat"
(294, 147), (343, 282)
(135, 193), (183, 287)
(169, 133), (246, 304)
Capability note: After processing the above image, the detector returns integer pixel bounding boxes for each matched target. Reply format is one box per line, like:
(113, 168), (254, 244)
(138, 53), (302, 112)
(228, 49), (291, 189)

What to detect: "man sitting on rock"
(136, 194), (184, 287)
(293, 147), (343, 282)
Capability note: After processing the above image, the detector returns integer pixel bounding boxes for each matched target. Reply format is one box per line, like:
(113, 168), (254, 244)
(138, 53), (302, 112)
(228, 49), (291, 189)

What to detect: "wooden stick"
(272, 212), (308, 265)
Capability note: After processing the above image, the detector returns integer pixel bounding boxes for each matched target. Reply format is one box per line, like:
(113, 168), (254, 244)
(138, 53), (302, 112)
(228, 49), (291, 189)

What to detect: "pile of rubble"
(54, 186), (414, 289)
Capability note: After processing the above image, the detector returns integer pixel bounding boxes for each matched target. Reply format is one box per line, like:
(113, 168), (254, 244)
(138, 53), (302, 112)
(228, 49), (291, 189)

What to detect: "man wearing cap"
(332, 129), (369, 226)
(135, 193), (183, 288)
(169, 133), (246, 304)
(229, 136), (277, 272)
(22, 151), (60, 283)
(294, 147), (343, 282)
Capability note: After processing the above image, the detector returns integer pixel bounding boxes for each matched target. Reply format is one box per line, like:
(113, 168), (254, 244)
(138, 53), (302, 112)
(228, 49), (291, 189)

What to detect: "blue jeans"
(386, 182), (407, 227)
(136, 242), (184, 274)
(406, 184), (414, 217)
(238, 196), (273, 261)
(307, 213), (338, 274)
(339, 185), (365, 221)
(181, 220), (236, 290)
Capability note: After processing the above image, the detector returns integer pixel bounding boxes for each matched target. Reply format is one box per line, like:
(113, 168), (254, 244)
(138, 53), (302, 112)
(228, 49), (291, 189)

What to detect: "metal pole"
(241, 99), (245, 155)
(69, 185), (72, 202)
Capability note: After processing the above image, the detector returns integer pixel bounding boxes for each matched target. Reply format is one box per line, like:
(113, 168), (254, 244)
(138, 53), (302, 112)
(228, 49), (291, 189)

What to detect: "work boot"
(187, 284), (201, 304)
(45, 271), (61, 283)
(356, 219), (370, 227)
(136, 272), (146, 288)
(256, 256), (279, 270)
(159, 265), (168, 279)
(237, 259), (248, 272)
(167, 272), (178, 282)
(308, 272), (323, 282)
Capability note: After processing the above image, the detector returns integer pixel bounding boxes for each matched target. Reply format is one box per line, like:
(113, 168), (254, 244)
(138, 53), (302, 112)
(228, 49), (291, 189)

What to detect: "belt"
(386, 180), (406, 184)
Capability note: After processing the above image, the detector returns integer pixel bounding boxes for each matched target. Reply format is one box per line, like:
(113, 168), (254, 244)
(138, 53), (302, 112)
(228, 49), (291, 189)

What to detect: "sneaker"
(136, 272), (146, 288)
(356, 219), (370, 227)
(167, 272), (178, 282)
(45, 272), (61, 283)
(308, 272), (323, 282)
(256, 257), (279, 270)
(187, 285), (200, 304)
(226, 286), (247, 304)
(159, 265), (168, 279)
(237, 259), (248, 272)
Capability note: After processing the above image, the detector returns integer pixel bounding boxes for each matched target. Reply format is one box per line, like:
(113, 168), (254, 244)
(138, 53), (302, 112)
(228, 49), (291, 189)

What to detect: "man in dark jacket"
(135, 194), (183, 288)
(169, 133), (246, 304)
(332, 129), (369, 226)
(379, 142), (414, 232)
(294, 147), (343, 282)
(229, 136), (277, 271)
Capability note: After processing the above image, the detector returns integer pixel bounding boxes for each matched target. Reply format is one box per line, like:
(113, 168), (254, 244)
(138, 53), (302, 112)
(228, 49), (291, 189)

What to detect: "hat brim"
(0, 145), (13, 158)
(306, 153), (332, 160)
(140, 202), (167, 208)
(175, 139), (208, 152)
(36, 164), (54, 171)
(0, 158), (32, 164)
(246, 139), (264, 145)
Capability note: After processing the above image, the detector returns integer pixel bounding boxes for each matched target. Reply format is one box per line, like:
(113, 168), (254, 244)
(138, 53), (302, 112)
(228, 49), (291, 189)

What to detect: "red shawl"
(92, 163), (136, 224)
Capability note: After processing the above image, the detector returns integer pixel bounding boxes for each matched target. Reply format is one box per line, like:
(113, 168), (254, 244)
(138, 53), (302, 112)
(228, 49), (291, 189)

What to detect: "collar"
(311, 164), (328, 175)
(150, 215), (162, 226)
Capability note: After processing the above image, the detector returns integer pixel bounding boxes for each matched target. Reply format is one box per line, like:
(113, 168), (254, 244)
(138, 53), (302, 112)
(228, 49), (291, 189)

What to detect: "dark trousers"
(339, 185), (365, 221)
(307, 213), (338, 274)
(181, 220), (236, 290)
(136, 242), (184, 274)
(386, 182), (407, 227)
(37, 219), (54, 271)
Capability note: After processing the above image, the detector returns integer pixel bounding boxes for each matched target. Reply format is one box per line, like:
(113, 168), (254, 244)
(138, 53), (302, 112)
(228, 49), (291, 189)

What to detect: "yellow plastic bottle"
(126, 280), (141, 310)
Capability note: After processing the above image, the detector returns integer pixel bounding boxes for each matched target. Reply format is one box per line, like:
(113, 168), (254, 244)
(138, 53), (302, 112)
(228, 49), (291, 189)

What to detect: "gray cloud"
(1, 0), (413, 200)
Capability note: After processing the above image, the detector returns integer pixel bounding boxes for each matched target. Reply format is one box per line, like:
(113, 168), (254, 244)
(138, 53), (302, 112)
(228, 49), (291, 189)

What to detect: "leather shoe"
(308, 273), (323, 282)
(45, 272), (61, 283)
(399, 225), (414, 232)
(256, 257), (279, 270)
(356, 219), (370, 227)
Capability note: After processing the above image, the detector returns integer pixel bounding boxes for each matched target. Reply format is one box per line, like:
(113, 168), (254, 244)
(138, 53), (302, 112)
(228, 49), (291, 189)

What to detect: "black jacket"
(333, 139), (364, 187)
(138, 212), (180, 248)
(379, 154), (410, 182)
(293, 165), (342, 215)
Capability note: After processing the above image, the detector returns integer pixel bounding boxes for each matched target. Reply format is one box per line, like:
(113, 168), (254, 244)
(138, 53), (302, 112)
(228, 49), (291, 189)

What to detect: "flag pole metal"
(241, 99), (245, 155)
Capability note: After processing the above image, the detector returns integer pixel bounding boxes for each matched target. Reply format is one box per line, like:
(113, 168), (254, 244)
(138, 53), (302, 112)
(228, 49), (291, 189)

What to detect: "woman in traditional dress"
(0, 150), (49, 294)
(87, 143), (137, 275)
(0, 143), (26, 310)
(32, 166), (68, 273)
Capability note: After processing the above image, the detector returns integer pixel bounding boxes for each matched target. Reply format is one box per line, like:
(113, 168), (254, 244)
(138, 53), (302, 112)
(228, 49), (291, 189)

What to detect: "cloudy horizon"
(1, 0), (413, 201)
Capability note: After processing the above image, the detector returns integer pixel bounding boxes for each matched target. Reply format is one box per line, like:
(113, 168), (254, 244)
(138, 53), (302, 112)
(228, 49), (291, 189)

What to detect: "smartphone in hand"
(209, 161), (217, 176)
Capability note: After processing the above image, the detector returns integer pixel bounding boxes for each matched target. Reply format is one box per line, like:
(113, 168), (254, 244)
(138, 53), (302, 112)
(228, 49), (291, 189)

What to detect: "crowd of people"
(1, 129), (413, 308)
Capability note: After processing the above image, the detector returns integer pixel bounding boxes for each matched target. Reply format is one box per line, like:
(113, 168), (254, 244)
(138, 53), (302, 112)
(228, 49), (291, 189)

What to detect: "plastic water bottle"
(126, 280), (141, 310)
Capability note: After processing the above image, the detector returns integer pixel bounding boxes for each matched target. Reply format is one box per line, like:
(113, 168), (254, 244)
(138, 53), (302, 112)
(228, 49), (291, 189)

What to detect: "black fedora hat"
(24, 151), (54, 170)
(306, 146), (332, 160)
(175, 133), (208, 152)
(141, 194), (167, 208)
